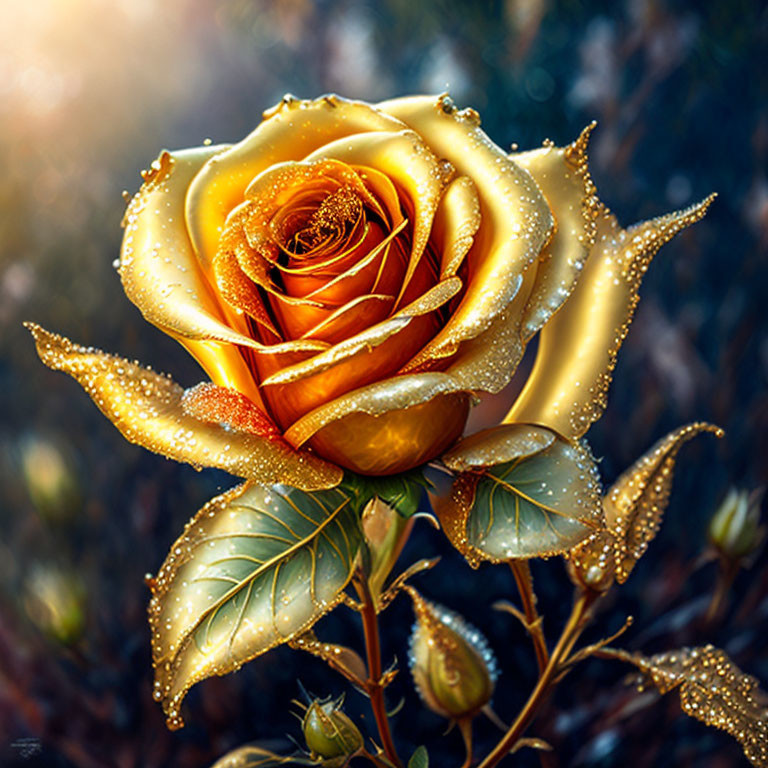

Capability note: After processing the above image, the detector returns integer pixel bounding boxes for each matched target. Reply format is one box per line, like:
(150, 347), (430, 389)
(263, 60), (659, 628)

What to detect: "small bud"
(24, 564), (86, 644)
(709, 488), (765, 561)
(362, 497), (413, 602)
(302, 698), (363, 760)
(18, 434), (81, 523)
(407, 588), (497, 720)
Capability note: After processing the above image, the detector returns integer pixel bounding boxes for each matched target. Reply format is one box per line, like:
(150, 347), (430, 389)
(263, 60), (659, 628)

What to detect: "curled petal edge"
(25, 323), (342, 491)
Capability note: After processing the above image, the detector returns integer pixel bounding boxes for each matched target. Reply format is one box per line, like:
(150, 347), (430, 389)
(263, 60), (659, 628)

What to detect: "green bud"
(24, 564), (86, 644)
(709, 488), (765, 561)
(19, 434), (81, 523)
(302, 698), (363, 759)
(407, 588), (497, 720)
(362, 497), (414, 603)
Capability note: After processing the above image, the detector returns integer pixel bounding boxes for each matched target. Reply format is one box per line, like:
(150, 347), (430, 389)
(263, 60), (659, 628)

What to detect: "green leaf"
(148, 482), (362, 729)
(343, 467), (432, 518)
(408, 745), (429, 768)
(437, 432), (601, 563)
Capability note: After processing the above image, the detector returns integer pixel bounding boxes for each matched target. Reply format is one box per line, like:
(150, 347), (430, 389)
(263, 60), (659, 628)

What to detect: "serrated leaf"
(436, 427), (601, 564)
(148, 482), (362, 729)
(407, 745), (429, 768)
(604, 422), (722, 583)
(618, 645), (768, 766)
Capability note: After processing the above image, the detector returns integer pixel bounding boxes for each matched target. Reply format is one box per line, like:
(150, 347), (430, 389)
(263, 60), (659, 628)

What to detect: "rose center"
(286, 187), (363, 255)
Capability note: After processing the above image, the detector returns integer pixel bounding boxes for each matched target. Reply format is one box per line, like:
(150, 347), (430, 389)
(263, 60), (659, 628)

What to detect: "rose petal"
(120, 146), (263, 350)
(504, 196), (716, 438)
(262, 277), (463, 388)
(430, 174), (481, 280)
(26, 324), (341, 490)
(293, 293), (395, 344)
(377, 94), (553, 357)
(186, 95), (407, 271)
(283, 372), (471, 475)
(283, 371), (460, 448)
(181, 382), (282, 439)
(303, 129), (454, 306)
(511, 123), (601, 340)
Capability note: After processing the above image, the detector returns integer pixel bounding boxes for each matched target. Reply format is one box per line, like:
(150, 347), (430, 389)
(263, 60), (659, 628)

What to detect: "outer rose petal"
(120, 146), (261, 352)
(377, 94), (553, 364)
(284, 372), (471, 475)
(26, 324), (341, 491)
(504, 196), (716, 438)
(186, 95), (408, 271)
(511, 123), (600, 340)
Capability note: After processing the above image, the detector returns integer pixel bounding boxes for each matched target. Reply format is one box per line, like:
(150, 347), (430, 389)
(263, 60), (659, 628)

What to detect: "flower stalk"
(509, 561), (549, 674)
(354, 572), (403, 768)
(477, 590), (597, 768)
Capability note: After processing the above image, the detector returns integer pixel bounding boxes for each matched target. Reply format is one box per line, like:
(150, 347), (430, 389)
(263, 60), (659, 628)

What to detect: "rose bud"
(18, 433), (81, 523)
(302, 697), (364, 760)
(24, 564), (86, 645)
(709, 487), (765, 562)
(407, 587), (498, 721)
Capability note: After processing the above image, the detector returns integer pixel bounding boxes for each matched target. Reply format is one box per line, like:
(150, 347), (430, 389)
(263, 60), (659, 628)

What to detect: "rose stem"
(476, 590), (597, 768)
(508, 563), (557, 768)
(509, 561), (549, 673)
(355, 574), (403, 768)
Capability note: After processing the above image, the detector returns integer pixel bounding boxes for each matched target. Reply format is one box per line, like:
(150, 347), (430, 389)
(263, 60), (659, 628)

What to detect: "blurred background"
(1, 0), (767, 766)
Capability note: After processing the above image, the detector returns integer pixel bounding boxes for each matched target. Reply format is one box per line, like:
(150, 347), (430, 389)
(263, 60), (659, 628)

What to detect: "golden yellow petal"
(425, 256), (538, 392)
(604, 422), (723, 583)
(26, 324), (342, 490)
(186, 95), (407, 271)
(261, 277), (462, 388)
(443, 423), (556, 472)
(377, 94), (553, 355)
(120, 146), (263, 350)
(303, 129), (453, 305)
(504, 195), (716, 438)
(430, 174), (481, 279)
(511, 123), (600, 340)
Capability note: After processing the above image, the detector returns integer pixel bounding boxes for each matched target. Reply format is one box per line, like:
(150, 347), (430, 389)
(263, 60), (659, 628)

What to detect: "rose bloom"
(29, 93), (712, 487)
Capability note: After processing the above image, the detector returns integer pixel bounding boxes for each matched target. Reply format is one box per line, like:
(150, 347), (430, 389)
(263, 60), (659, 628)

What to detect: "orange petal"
(303, 384), (471, 475)
(181, 382), (281, 439)
(303, 129), (453, 305)
(504, 196), (716, 438)
(186, 95), (407, 272)
(27, 324), (341, 490)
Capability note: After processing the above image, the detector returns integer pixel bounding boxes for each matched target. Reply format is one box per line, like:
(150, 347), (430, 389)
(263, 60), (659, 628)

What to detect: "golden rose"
(28, 93), (714, 487)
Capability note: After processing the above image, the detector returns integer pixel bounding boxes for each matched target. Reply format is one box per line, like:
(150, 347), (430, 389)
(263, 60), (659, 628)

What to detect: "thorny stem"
(509, 561), (549, 674)
(355, 573), (403, 768)
(477, 590), (598, 768)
